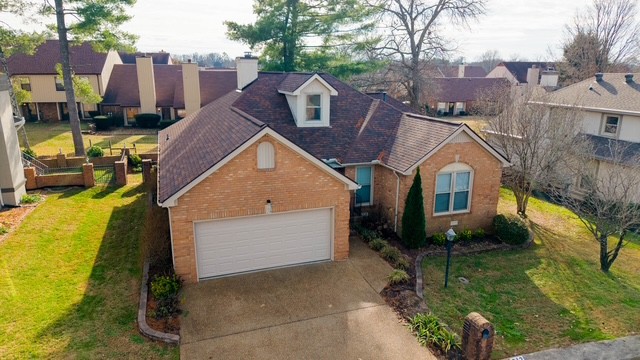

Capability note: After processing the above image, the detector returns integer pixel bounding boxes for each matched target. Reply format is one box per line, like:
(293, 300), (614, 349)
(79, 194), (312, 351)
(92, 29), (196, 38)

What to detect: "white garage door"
(195, 208), (332, 279)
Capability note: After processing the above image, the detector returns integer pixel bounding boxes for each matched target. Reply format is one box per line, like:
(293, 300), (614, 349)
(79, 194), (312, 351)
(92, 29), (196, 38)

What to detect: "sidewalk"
(507, 336), (640, 360)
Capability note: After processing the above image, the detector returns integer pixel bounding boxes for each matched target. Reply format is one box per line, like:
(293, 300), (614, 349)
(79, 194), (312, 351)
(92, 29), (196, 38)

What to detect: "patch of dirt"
(0, 194), (44, 243)
(145, 293), (180, 335)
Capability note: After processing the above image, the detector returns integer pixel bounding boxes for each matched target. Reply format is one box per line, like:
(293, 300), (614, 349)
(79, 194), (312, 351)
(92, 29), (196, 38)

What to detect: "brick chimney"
(135, 56), (156, 114)
(526, 65), (540, 86)
(236, 52), (259, 90)
(182, 60), (201, 116)
(458, 64), (466, 78)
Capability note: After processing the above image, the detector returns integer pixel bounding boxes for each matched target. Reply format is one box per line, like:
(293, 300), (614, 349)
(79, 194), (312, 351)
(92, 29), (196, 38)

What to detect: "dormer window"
(306, 95), (321, 121)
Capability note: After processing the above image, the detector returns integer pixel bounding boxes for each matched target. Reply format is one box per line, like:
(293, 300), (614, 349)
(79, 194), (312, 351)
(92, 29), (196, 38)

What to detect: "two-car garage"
(194, 208), (333, 280)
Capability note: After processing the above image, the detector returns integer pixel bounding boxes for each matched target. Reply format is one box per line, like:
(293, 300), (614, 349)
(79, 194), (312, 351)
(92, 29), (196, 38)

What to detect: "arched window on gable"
(257, 142), (275, 170)
(434, 163), (473, 215)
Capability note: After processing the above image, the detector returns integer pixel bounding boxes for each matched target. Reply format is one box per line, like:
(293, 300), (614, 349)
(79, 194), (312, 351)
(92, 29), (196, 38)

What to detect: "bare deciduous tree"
(477, 86), (586, 216)
(551, 139), (640, 272)
(367, 0), (486, 111)
(561, 0), (640, 83)
(475, 49), (502, 73)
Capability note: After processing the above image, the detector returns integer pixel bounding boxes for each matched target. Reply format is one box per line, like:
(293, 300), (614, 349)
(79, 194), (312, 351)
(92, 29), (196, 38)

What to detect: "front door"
(355, 166), (373, 206)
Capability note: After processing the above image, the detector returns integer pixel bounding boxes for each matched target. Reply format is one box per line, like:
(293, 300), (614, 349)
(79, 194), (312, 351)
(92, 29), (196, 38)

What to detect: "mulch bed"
(145, 263), (181, 335)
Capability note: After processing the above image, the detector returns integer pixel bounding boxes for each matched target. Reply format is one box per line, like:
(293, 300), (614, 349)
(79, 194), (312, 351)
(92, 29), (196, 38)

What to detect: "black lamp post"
(444, 228), (456, 288)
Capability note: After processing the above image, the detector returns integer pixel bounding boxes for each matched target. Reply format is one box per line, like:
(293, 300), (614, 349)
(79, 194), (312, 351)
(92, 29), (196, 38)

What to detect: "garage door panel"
(195, 209), (332, 279)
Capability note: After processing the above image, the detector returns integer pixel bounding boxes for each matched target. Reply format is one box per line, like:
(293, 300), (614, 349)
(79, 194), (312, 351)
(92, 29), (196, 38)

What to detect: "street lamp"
(444, 228), (456, 288)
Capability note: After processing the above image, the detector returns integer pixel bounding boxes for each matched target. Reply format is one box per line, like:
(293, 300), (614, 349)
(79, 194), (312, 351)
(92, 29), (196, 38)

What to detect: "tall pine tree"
(401, 168), (426, 249)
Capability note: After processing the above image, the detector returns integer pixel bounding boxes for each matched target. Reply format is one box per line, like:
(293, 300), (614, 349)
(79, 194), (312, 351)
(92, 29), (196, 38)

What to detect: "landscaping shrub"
(159, 119), (179, 129)
(358, 226), (379, 243)
(409, 313), (461, 353)
(20, 194), (41, 204)
(129, 154), (143, 173)
(380, 245), (402, 263)
(432, 232), (447, 246)
(458, 110), (467, 116)
(142, 200), (173, 275)
(23, 148), (37, 158)
(395, 255), (412, 271)
(493, 214), (529, 245)
(0, 226), (7, 235)
(369, 238), (389, 251)
(456, 229), (473, 242)
(473, 228), (486, 239)
(402, 168), (427, 249)
(93, 115), (111, 131)
(87, 145), (104, 158)
(150, 273), (182, 318)
(134, 113), (161, 128)
(388, 269), (409, 285)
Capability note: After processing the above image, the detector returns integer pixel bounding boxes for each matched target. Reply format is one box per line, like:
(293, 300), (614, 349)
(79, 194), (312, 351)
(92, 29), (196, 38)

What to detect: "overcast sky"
(6, 0), (592, 62)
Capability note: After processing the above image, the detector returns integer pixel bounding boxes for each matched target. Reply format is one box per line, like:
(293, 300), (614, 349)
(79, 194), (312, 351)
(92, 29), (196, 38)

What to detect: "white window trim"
(433, 164), (474, 216)
(355, 165), (374, 207)
(600, 114), (621, 137)
(257, 141), (276, 170)
(305, 93), (322, 122)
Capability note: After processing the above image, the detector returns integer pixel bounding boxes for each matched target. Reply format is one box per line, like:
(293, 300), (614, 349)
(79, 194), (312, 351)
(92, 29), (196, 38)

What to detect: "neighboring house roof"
(158, 72), (509, 203)
(102, 65), (237, 108)
(584, 134), (640, 166)
(366, 92), (415, 113)
(118, 52), (171, 64)
(430, 78), (511, 102)
(7, 40), (109, 75)
(438, 65), (487, 78)
(497, 62), (554, 83)
(541, 73), (640, 115)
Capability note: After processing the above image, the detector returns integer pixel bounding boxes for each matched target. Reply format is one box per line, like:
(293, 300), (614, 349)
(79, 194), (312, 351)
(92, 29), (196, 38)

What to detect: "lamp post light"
(444, 228), (456, 288)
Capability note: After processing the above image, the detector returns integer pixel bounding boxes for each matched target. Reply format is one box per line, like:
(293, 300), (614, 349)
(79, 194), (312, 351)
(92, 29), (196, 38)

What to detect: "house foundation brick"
(168, 135), (352, 284)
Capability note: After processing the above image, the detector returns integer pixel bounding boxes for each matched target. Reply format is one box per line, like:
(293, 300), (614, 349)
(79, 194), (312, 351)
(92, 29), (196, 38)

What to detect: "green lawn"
(0, 185), (177, 359)
(422, 188), (640, 358)
(20, 122), (158, 157)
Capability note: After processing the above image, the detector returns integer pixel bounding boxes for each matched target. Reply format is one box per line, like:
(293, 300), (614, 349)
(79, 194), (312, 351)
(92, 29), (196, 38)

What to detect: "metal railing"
(21, 152), (49, 175)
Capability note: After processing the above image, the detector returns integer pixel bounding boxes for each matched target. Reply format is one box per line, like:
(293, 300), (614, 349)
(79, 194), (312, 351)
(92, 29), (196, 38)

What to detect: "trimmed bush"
(150, 273), (182, 319)
(402, 168), (427, 249)
(359, 228), (379, 243)
(93, 115), (111, 131)
(456, 229), (473, 242)
(369, 238), (388, 251)
(388, 269), (409, 285)
(159, 119), (179, 129)
(23, 148), (37, 159)
(472, 228), (486, 239)
(380, 245), (402, 263)
(409, 313), (461, 353)
(87, 145), (104, 158)
(129, 154), (142, 172)
(458, 110), (467, 116)
(432, 232), (447, 246)
(134, 113), (161, 128)
(493, 214), (529, 245)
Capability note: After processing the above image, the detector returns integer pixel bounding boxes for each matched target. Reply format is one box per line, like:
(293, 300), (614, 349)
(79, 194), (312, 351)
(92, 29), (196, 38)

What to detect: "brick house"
(158, 56), (510, 283)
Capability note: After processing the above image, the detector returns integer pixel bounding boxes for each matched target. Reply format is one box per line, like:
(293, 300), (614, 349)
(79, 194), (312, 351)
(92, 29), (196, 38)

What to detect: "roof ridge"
(403, 113), (463, 127)
(357, 99), (381, 137)
(230, 104), (266, 127)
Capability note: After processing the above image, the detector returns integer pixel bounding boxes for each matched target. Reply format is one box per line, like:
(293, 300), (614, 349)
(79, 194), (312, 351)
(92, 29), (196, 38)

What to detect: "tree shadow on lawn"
(35, 188), (175, 358)
(421, 220), (639, 358)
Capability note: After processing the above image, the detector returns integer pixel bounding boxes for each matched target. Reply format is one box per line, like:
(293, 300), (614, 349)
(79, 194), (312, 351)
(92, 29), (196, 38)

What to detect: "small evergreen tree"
(402, 168), (426, 248)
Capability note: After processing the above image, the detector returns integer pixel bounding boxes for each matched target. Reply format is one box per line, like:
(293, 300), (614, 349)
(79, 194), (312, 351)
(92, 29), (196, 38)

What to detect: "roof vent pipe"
(625, 73), (634, 83)
(595, 73), (604, 82)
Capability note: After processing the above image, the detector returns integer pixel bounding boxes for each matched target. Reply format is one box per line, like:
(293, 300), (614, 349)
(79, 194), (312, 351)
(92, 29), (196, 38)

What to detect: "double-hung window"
(602, 115), (620, 136)
(306, 94), (321, 121)
(434, 165), (472, 214)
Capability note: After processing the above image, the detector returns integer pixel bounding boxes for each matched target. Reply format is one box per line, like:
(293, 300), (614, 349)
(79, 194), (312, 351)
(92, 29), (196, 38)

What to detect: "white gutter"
(393, 170), (400, 232)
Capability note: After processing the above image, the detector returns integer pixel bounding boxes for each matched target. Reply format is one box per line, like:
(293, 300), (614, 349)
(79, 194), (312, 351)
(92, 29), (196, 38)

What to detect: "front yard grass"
(0, 185), (177, 359)
(422, 188), (640, 358)
(20, 122), (158, 156)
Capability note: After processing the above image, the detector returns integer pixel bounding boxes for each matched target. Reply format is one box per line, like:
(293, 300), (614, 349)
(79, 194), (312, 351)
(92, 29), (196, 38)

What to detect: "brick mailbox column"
(462, 312), (494, 360)
(82, 163), (95, 188)
(115, 160), (128, 186)
(56, 153), (67, 168)
(24, 167), (37, 190)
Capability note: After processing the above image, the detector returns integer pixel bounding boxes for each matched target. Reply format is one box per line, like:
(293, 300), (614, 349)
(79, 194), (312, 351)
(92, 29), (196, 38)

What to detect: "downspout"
(393, 170), (400, 232)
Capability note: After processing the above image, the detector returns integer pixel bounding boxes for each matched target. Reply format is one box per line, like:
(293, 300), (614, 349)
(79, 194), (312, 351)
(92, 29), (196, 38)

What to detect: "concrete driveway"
(180, 238), (436, 360)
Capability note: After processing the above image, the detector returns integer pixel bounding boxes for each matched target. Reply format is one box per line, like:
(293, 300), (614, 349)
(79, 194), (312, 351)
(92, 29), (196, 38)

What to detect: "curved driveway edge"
(138, 260), (180, 344)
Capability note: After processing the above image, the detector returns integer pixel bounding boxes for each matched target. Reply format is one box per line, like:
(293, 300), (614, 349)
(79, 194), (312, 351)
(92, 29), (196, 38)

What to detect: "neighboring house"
(118, 51), (172, 65)
(487, 61), (559, 88)
(6, 40), (122, 121)
(437, 64), (487, 78)
(157, 56), (510, 283)
(101, 58), (237, 123)
(0, 76), (27, 207)
(539, 72), (640, 201)
(427, 77), (511, 116)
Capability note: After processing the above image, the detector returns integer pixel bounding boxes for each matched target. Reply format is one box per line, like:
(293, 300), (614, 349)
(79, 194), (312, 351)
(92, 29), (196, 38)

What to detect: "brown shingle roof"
(277, 73), (314, 93)
(118, 52), (171, 64)
(366, 92), (415, 113)
(158, 92), (265, 202)
(102, 65), (237, 108)
(7, 40), (108, 75)
(497, 62), (554, 83)
(544, 73), (640, 114)
(431, 77), (511, 102)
